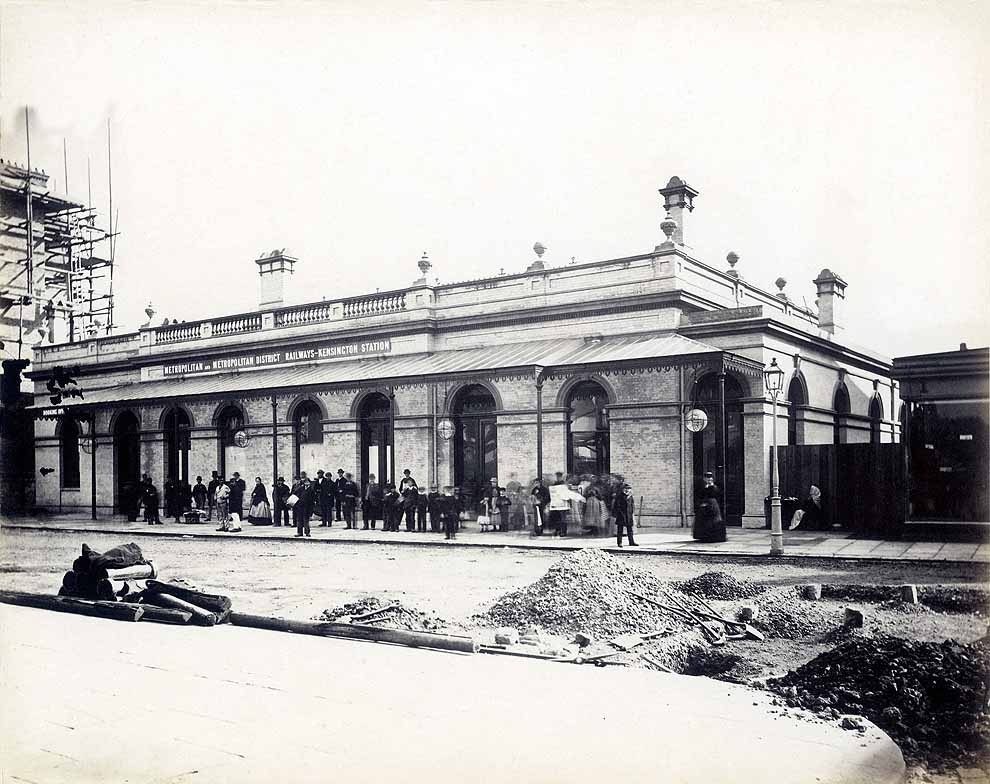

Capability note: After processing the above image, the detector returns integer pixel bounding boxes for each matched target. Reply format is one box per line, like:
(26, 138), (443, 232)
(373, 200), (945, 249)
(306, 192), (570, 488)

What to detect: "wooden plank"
(229, 612), (478, 654)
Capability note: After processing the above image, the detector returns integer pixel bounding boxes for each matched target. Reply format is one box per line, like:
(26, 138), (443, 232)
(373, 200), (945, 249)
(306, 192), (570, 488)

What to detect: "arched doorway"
(113, 411), (141, 512)
(833, 384), (850, 445)
(360, 393), (392, 489)
(691, 373), (746, 526)
(162, 407), (191, 483)
(566, 380), (610, 476)
(216, 405), (244, 478)
(294, 399), (324, 478)
(453, 384), (497, 514)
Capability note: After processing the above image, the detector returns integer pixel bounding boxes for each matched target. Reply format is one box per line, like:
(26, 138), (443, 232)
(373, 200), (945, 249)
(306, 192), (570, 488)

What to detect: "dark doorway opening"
(360, 393), (392, 489)
(114, 411), (141, 512)
(691, 374), (746, 526)
(163, 408), (191, 483)
(453, 384), (497, 515)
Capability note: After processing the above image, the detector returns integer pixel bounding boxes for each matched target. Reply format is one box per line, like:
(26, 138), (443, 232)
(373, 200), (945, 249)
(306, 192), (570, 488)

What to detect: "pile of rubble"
(675, 571), (766, 601)
(476, 549), (693, 638)
(751, 587), (840, 640)
(769, 635), (990, 769)
(317, 597), (447, 633)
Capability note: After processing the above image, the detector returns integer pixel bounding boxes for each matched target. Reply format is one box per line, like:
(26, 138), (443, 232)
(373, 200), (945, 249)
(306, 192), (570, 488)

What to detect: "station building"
(28, 177), (902, 528)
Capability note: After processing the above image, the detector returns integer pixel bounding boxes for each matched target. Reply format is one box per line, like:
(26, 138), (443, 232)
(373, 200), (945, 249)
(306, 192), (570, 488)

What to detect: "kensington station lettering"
(162, 339), (392, 377)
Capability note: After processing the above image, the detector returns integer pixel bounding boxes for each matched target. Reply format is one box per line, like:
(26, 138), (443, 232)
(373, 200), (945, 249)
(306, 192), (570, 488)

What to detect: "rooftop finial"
(726, 251), (740, 278)
(775, 276), (788, 300)
(658, 212), (677, 248)
(415, 251), (433, 284)
(527, 242), (546, 272)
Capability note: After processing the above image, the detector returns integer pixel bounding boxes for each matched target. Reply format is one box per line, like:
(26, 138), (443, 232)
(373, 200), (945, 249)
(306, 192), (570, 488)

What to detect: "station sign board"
(161, 338), (392, 378)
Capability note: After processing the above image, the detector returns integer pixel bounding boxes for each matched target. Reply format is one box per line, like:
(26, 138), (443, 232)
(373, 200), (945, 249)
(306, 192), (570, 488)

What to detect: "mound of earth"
(752, 587), (842, 640)
(316, 596), (447, 632)
(769, 635), (990, 770)
(475, 549), (693, 639)
(675, 571), (767, 601)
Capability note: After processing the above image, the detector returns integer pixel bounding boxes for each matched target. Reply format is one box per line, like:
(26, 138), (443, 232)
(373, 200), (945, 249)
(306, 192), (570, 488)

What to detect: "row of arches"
(82, 381), (617, 508)
(785, 377), (886, 446)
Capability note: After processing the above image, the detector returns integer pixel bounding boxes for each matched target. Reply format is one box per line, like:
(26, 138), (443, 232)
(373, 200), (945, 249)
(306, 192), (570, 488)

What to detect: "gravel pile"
(475, 549), (693, 639)
(675, 571), (767, 601)
(919, 587), (990, 615)
(752, 587), (841, 640)
(769, 636), (990, 769)
(316, 596), (447, 632)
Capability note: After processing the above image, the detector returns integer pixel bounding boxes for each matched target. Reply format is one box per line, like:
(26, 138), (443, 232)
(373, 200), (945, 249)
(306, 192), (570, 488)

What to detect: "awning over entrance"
(33, 331), (761, 410)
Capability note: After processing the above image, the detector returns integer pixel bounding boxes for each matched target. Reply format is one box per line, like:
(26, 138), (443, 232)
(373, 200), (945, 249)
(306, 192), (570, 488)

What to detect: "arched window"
(294, 400), (324, 477)
(787, 377), (806, 446)
(566, 380), (610, 476)
(216, 405), (244, 477)
(833, 384), (850, 445)
(60, 416), (81, 489)
(869, 396), (883, 445)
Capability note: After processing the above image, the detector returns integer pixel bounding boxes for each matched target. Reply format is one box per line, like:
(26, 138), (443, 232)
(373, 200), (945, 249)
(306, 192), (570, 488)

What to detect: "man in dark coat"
(427, 485), (443, 532)
(415, 486), (429, 532)
(341, 472), (359, 528)
(438, 486), (459, 540)
(121, 480), (139, 522)
(293, 477), (312, 537)
(334, 469), (346, 521)
(207, 471), (221, 521)
(317, 470), (335, 526)
(143, 480), (161, 525)
(164, 477), (178, 520)
(612, 483), (638, 547)
(530, 479), (550, 536)
(228, 472), (245, 523)
(272, 476), (291, 527)
(192, 476), (209, 512)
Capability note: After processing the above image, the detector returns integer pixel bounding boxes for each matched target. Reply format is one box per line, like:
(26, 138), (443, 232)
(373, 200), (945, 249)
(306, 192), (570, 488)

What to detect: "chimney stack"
(813, 268), (847, 335)
(657, 176), (699, 246)
(255, 249), (297, 309)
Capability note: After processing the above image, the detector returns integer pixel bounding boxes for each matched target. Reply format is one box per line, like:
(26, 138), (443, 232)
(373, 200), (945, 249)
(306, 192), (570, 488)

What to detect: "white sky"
(2, 0), (987, 358)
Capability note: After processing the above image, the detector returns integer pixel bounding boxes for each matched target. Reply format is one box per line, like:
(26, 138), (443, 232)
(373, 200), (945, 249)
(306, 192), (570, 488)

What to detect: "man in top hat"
(612, 482), (638, 547)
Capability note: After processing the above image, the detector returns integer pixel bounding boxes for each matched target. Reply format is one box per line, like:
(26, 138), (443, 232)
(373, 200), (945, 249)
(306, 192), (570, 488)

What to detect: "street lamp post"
(764, 358), (785, 556)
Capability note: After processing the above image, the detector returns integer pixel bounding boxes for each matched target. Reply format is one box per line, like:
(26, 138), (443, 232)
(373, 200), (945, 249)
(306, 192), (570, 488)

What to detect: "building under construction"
(0, 156), (115, 512)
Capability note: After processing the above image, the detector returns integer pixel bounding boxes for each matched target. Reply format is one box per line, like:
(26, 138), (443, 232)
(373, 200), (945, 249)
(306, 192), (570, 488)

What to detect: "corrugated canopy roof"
(39, 332), (745, 409)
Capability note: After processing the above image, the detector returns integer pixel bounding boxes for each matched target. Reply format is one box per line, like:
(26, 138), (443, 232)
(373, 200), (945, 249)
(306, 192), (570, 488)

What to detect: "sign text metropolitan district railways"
(162, 339), (392, 377)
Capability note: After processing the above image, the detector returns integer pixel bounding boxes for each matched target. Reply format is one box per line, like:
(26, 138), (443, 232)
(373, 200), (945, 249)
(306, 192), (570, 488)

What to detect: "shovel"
(628, 592), (727, 646)
(609, 630), (669, 652)
(678, 593), (765, 642)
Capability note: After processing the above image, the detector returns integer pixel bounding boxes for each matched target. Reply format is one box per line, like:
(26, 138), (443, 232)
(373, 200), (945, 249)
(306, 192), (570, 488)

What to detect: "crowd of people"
(119, 466), (746, 546)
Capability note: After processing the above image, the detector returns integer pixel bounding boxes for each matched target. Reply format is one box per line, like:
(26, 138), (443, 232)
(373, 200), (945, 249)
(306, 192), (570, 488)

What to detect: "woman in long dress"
(693, 471), (727, 543)
(248, 477), (272, 525)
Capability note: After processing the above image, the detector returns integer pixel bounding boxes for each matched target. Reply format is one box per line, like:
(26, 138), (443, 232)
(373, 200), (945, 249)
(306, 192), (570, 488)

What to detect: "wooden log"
(143, 580), (231, 616)
(106, 562), (157, 582)
(144, 593), (216, 626)
(230, 612), (478, 654)
(55, 597), (145, 622)
(0, 591), (144, 623)
(136, 605), (193, 625)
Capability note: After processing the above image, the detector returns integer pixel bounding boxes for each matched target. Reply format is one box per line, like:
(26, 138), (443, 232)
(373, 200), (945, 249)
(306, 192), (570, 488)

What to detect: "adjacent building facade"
(27, 178), (901, 528)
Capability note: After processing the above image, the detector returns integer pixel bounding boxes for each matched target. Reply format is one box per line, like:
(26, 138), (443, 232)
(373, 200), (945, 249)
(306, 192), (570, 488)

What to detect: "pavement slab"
(0, 604), (905, 784)
(2, 513), (987, 565)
